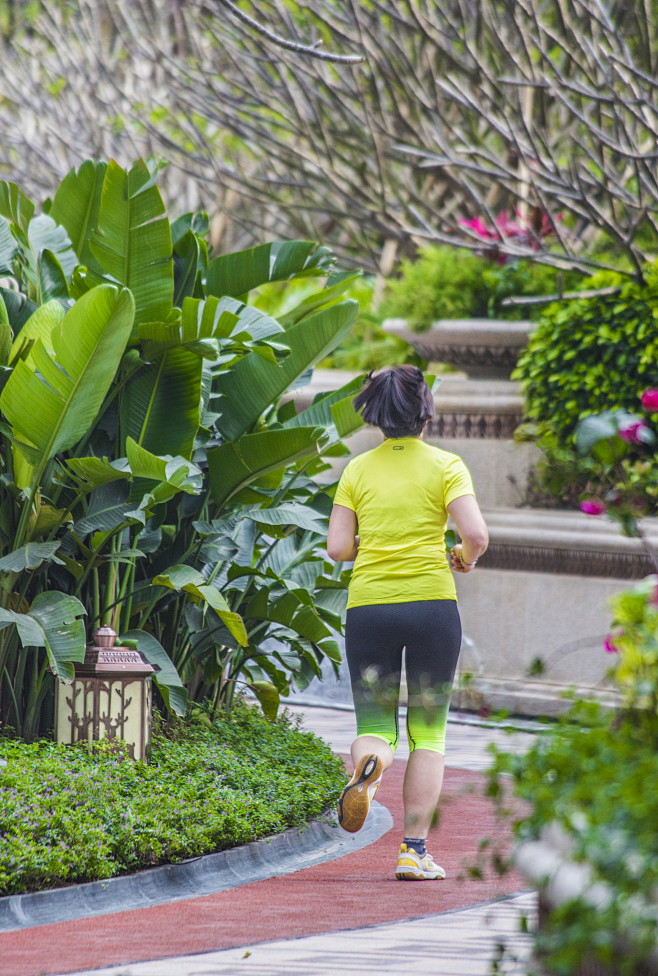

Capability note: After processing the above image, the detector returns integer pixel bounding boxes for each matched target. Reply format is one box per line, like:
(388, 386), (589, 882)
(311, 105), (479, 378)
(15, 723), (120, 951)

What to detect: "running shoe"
(395, 843), (446, 880)
(337, 754), (384, 833)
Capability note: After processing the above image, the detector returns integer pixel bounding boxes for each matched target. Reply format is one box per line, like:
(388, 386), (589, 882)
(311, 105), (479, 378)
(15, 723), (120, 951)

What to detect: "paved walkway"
(0, 706), (537, 976)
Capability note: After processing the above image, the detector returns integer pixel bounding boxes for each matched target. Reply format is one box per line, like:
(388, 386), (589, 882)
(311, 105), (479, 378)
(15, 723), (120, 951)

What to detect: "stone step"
(479, 506), (658, 579)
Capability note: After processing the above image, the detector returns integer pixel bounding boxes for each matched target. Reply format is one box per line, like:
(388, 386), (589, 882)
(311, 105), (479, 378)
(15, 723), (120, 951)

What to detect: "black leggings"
(345, 600), (462, 754)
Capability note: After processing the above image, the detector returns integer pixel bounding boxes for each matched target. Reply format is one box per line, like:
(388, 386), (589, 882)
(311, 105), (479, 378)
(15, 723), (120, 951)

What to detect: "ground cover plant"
(0, 700), (346, 896)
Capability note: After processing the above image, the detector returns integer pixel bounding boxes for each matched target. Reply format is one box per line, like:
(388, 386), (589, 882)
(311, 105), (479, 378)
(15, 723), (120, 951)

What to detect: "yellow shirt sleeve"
(334, 463), (356, 511)
(443, 456), (475, 507)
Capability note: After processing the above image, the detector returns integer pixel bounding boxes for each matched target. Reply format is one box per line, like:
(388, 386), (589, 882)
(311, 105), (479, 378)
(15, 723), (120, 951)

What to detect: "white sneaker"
(395, 843), (446, 880)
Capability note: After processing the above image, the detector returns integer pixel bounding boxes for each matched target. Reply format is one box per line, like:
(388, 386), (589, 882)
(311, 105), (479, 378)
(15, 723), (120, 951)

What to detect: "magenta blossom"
(580, 499), (606, 516)
(641, 388), (658, 411)
(603, 635), (619, 654)
(618, 419), (649, 444)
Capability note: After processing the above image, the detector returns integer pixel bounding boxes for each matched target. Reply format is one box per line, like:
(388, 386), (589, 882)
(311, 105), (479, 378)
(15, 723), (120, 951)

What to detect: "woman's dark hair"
(353, 365), (434, 438)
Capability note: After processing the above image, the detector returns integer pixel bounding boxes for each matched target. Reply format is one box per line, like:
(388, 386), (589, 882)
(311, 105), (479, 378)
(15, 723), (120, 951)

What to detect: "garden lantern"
(55, 627), (155, 761)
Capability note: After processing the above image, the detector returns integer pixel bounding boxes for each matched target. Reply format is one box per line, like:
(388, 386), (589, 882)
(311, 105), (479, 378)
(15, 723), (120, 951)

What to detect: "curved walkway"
(0, 707), (536, 976)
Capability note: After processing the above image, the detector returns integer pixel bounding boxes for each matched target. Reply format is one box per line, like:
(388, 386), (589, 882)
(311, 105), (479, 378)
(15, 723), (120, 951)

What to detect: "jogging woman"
(327, 365), (488, 881)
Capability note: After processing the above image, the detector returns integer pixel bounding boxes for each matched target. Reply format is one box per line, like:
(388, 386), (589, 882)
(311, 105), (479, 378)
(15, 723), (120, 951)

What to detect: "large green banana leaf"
(173, 229), (199, 306)
(214, 300), (358, 440)
(0, 181), (34, 243)
(0, 287), (37, 332)
(119, 346), (202, 459)
(0, 284), (135, 488)
(49, 159), (108, 269)
(278, 272), (362, 328)
(0, 291), (11, 367)
(153, 565), (248, 647)
(137, 295), (284, 360)
(0, 542), (62, 572)
(38, 250), (70, 304)
(28, 215), (78, 280)
(0, 216), (17, 275)
(205, 240), (327, 299)
(121, 628), (187, 716)
(90, 159), (173, 329)
(9, 299), (64, 364)
(282, 375), (365, 439)
(0, 591), (86, 681)
(207, 426), (325, 508)
(125, 437), (202, 506)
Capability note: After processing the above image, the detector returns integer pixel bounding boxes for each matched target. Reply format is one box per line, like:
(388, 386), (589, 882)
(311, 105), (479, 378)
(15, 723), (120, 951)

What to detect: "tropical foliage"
(0, 158), (362, 739)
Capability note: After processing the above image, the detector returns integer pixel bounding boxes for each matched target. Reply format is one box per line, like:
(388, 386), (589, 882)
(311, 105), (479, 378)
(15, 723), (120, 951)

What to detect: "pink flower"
(459, 217), (498, 241)
(641, 388), (658, 411)
(580, 499), (606, 516)
(603, 635), (619, 654)
(618, 419), (648, 444)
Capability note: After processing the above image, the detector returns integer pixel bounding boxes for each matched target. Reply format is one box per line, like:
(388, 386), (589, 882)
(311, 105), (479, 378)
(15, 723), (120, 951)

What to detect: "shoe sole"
(395, 868), (445, 881)
(338, 754), (384, 833)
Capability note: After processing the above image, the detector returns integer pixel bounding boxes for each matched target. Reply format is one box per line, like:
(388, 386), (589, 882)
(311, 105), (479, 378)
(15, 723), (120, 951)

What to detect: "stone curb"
(0, 802), (392, 933)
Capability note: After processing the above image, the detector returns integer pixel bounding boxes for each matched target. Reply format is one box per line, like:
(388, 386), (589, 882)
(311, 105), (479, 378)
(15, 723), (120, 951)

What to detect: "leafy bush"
(488, 573), (658, 973)
(515, 267), (658, 510)
(516, 268), (658, 440)
(0, 701), (346, 895)
(491, 699), (658, 975)
(381, 245), (581, 331)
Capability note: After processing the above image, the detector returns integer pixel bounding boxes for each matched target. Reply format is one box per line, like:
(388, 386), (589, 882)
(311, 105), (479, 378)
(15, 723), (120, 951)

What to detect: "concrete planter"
(516, 824), (658, 975)
(382, 317), (532, 379)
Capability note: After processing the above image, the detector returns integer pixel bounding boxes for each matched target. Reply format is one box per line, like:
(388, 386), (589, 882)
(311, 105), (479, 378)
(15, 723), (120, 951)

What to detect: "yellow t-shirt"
(333, 438), (474, 609)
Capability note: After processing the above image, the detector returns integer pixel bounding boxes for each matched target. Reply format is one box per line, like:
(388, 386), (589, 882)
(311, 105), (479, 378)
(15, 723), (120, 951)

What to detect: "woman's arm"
(327, 504), (359, 562)
(447, 494), (488, 574)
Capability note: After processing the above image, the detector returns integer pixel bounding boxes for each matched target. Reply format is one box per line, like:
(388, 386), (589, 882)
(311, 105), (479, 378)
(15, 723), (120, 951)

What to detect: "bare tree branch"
(206, 0), (365, 63)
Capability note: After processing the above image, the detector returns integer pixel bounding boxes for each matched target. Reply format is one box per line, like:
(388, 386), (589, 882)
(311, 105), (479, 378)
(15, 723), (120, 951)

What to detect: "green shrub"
(515, 267), (658, 509)
(490, 698), (658, 974)
(487, 575), (658, 973)
(381, 245), (582, 331)
(0, 701), (346, 895)
(516, 268), (658, 440)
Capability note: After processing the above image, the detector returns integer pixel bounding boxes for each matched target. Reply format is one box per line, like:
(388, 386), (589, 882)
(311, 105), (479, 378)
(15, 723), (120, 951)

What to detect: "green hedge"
(0, 702), (346, 896)
(516, 269), (658, 441)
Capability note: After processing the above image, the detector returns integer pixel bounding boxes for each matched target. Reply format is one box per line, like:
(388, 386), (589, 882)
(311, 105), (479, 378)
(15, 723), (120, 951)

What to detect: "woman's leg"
(403, 600), (462, 839)
(402, 749), (445, 837)
(345, 604), (404, 765)
(338, 605), (404, 832)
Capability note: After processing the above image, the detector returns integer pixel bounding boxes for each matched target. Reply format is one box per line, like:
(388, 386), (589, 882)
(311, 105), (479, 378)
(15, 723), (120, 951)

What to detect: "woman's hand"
(446, 495), (488, 574)
(450, 544), (476, 573)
